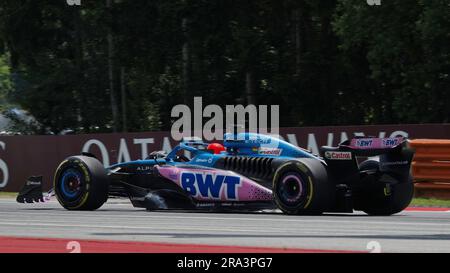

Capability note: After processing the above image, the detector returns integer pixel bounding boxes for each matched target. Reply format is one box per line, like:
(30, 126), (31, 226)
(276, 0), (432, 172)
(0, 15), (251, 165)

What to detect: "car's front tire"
(54, 155), (109, 210)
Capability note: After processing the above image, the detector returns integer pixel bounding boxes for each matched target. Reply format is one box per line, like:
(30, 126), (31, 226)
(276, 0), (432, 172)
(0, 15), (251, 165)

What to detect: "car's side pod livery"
(18, 133), (415, 215)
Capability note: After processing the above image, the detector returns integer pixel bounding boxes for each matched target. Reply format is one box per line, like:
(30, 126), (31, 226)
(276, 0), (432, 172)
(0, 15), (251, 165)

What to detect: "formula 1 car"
(17, 132), (415, 215)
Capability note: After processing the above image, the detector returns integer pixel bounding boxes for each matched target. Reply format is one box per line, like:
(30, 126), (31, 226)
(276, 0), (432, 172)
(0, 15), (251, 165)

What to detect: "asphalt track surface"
(1, 197), (450, 253)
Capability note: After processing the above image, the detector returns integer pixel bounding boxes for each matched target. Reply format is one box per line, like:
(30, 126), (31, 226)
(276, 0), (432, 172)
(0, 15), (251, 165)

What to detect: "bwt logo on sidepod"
(180, 172), (241, 200)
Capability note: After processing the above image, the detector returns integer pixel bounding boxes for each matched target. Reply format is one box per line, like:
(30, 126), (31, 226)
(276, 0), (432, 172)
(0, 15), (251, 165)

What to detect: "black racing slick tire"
(273, 159), (335, 215)
(357, 160), (414, 216)
(54, 155), (109, 210)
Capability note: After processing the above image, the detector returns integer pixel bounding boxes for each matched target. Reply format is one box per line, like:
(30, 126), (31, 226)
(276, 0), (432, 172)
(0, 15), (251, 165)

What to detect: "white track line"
(0, 221), (444, 236)
(0, 211), (449, 228)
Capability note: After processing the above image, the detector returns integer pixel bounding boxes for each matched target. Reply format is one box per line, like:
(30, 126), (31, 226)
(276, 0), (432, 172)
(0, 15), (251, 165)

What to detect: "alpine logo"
(180, 172), (241, 200)
(136, 166), (152, 171)
(195, 158), (213, 164)
(325, 151), (352, 160)
(196, 158), (208, 163)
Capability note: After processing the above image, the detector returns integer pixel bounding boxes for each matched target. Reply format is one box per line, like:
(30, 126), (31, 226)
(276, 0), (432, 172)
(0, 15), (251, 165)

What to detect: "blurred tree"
(0, 0), (448, 134)
(0, 53), (13, 111)
(334, 0), (450, 124)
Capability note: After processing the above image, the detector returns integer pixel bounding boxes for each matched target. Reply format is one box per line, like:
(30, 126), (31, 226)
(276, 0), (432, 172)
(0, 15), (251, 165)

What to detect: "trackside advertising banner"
(0, 124), (449, 192)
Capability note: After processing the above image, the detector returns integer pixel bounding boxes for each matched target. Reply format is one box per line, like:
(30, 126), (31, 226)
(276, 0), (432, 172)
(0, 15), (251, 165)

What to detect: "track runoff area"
(0, 197), (449, 253)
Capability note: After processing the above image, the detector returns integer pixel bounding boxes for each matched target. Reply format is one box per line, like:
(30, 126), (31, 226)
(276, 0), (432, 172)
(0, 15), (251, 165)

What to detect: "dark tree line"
(0, 0), (449, 134)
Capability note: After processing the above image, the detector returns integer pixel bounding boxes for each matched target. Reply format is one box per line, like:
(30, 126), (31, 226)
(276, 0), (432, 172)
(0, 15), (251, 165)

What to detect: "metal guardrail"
(409, 139), (450, 198)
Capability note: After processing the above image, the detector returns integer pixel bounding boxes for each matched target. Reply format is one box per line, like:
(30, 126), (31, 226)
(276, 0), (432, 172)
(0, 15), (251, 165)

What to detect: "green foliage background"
(0, 0), (448, 134)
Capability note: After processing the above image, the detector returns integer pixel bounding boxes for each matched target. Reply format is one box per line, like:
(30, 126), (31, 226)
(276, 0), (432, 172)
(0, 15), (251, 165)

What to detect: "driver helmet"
(207, 143), (225, 154)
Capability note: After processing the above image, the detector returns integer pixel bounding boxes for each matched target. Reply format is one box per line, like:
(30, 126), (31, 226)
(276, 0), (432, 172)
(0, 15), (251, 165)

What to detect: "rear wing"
(337, 137), (410, 157)
(321, 137), (414, 184)
(348, 137), (404, 149)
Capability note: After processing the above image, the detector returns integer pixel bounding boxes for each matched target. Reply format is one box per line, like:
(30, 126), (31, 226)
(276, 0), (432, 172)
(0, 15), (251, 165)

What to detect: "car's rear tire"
(54, 155), (109, 210)
(357, 160), (414, 216)
(273, 159), (335, 215)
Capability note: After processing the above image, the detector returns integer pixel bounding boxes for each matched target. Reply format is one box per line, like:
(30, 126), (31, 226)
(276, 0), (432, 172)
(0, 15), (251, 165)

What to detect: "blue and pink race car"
(17, 132), (415, 215)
